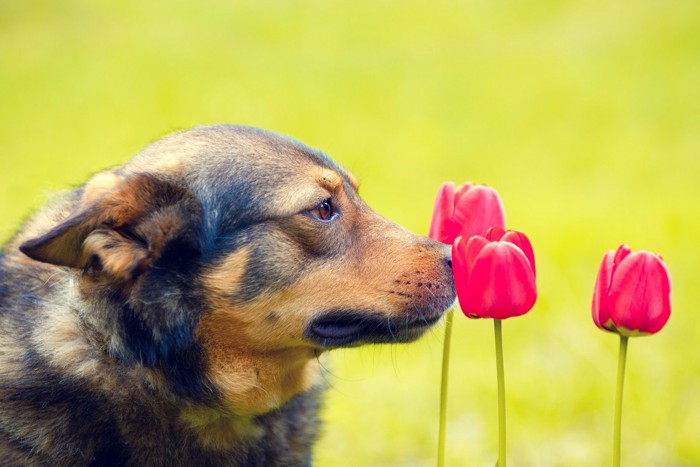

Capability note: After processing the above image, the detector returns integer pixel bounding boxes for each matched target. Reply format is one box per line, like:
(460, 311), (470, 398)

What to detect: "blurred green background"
(2, 0), (699, 465)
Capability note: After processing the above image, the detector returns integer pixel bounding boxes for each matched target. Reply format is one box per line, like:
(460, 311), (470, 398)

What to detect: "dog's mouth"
(307, 309), (444, 348)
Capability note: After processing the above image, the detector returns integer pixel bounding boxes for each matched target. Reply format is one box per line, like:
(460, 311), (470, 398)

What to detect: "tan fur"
(202, 248), (251, 309)
(179, 405), (263, 450)
(82, 230), (149, 281)
(30, 293), (169, 396)
(200, 248), (323, 416)
(31, 302), (101, 379)
(80, 172), (123, 204)
(315, 169), (343, 193)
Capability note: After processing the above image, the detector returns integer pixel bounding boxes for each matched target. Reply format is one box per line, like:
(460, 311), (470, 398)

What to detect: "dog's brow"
(316, 171), (343, 193)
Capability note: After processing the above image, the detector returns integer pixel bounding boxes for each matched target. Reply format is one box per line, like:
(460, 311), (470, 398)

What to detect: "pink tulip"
(429, 182), (506, 245)
(452, 227), (537, 320)
(592, 244), (671, 336)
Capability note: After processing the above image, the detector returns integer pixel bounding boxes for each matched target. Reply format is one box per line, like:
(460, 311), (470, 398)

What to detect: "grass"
(2, 0), (699, 464)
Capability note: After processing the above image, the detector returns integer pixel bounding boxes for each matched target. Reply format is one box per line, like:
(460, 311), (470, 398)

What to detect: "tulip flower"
(592, 244), (671, 336)
(592, 244), (672, 467)
(452, 227), (537, 320)
(431, 182), (506, 467)
(429, 181), (506, 244)
(450, 227), (537, 467)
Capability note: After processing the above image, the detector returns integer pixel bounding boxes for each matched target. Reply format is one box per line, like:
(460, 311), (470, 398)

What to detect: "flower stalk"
(437, 308), (454, 467)
(613, 335), (629, 467)
(494, 319), (506, 467)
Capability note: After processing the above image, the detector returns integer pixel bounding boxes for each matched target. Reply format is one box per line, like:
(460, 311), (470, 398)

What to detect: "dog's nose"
(445, 257), (452, 270)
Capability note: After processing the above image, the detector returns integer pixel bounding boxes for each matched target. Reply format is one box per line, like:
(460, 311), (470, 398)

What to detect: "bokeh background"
(1, 1), (699, 465)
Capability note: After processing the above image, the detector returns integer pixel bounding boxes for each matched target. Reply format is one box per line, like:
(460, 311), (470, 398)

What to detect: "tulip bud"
(452, 228), (537, 320)
(429, 182), (506, 245)
(592, 244), (671, 336)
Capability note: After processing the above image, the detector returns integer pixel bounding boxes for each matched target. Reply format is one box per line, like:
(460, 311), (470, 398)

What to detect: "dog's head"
(19, 125), (454, 418)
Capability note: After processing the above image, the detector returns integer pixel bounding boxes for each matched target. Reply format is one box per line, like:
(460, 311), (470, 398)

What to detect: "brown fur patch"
(202, 247), (250, 303)
(82, 229), (148, 281)
(198, 332), (322, 417)
(315, 169), (343, 193)
(199, 247), (324, 416)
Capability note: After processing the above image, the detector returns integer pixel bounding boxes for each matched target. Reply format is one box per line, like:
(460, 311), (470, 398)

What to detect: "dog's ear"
(20, 173), (201, 281)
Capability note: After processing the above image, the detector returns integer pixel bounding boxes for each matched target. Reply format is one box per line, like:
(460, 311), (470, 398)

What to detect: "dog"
(0, 125), (455, 466)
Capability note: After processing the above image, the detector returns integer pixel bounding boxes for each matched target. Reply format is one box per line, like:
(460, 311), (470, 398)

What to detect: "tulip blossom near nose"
(429, 181), (506, 244)
(452, 227), (537, 320)
(591, 244), (672, 467)
(592, 244), (671, 336)
(449, 227), (536, 467)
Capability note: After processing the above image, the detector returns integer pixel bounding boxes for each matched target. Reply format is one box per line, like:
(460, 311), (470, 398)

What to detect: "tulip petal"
(453, 181), (474, 207)
(592, 250), (615, 331)
(464, 235), (490, 278)
(453, 236), (491, 318)
(429, 182), (460, 244)
(607, 251), (672, 335)
(611, 244), (632, 279)
(501, 230), (536, 276)
(485, 226), (506, 242)
(451, 237), (471, 316)
(462, 242), (536, 319)
(453, 185), (506, 239)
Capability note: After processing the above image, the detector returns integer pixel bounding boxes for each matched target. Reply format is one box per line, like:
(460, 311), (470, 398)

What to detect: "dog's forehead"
(122, 125), (357, 229)
(129, 125), (334, 170)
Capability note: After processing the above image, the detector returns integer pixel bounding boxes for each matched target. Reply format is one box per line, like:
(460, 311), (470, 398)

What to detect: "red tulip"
(429, 181), (506, 245)
(452, 227), (537, 320)
(592, 244), (671, 336)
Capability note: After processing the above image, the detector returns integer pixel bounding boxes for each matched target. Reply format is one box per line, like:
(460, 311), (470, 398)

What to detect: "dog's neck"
(199, 339), (324, 416)
(179, 348), (324, 449)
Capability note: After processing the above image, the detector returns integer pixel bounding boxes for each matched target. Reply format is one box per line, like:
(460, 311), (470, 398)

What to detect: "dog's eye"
(310, 199), (335, 222)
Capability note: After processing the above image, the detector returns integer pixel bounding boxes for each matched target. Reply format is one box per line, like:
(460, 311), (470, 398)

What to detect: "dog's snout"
(423, 237), (452, 272)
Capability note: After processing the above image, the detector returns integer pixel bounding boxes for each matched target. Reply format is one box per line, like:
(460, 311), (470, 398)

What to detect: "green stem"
(613, 335), (629, 467)
(495, 319), (506, 467)
(437, 308), (454, 467)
